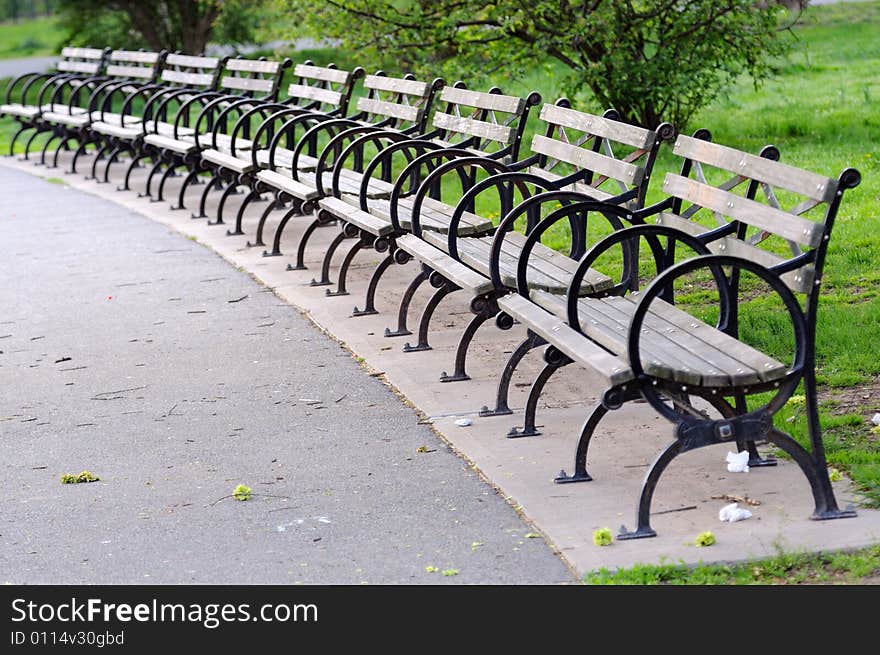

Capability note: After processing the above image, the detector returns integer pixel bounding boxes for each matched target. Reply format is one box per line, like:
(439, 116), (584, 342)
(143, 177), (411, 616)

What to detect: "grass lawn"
(0, 17), (62, 59)
(0, 3), (877, 584)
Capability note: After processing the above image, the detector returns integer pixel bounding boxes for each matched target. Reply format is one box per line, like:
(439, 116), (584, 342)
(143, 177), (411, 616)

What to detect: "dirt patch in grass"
(821, 376), (880, 419)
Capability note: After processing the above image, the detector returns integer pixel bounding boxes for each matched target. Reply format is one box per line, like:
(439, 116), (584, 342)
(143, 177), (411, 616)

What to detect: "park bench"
(376, 103), (670, 395)
(187, 61), (367, 224)
(305, 85), (540, 310)
(132, 55), (292, 206)
(35, 49), (166, 169)
(86, 53), (226, 184)
(198, 71), (443, 242)
(491, 130), (860, 539)
(1, 46), (110, 159)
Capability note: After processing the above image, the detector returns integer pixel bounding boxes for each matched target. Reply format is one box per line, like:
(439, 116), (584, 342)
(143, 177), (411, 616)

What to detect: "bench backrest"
(104, 49), (165, 82)
(655, 132), (860, 295)
(56, 47), (109, 75)
(529, 101), (671, 206)
(158, 53), (224, 90)
(355, 72), (443, 133)
(285, 62), (364, 114)
(430, 84), (540, 161)
(219, 56), (291, 100)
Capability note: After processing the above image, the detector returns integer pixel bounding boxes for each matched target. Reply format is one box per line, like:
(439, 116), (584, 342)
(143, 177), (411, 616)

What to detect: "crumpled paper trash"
(726, 450), (750, 473)
(872, 413), (880, 426)
(454, 418), (473, 427)
(719, 502), (753, 523)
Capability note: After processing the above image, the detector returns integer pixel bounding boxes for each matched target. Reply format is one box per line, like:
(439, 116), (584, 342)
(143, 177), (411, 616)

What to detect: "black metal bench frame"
(495, 131), (861, 539)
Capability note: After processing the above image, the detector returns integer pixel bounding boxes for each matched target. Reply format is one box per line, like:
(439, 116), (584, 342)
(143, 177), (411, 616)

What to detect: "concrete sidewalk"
(0, 166), (572, 584)
(3, 151), (880, 580)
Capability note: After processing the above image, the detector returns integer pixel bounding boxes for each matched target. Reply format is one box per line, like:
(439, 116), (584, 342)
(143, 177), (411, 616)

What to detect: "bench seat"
(421, 230), (614, 295)
(528, 288), (787, 388)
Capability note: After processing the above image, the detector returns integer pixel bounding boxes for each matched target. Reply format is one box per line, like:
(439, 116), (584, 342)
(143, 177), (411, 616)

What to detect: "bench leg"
(384, 269), (428, 338)
(192, 173), (222, 219)
(309, 229), (349, 287)
(728, 394), (777, 468)
(262, 203), (301, 258)
(247, 196), (279, 247)
(172, 166), (204, 210)
(118, 151), (147, 191)
(9, 123), (32, 156)
(507, 348), (572, 438)
(555, 403), (607, 484)
(22, 127), (44, 161)
(556, 387), (642, 484)
(49, 137), (72, 169)
(325, 233), (365, 297)
(228, 189), (260, 236)
(479, 330), (546, 417)
(152, 161), (180, 201)
(99, 146), (123, 184)
(38, 133), (60, 166)
(288, 211), (332, 271)
(617, 440), (681, 540)
(209, 180), (239, 225)
(402, 275), (458, 353)
(86, 142), (110, 181)
(352, 251), (394, 317)
(139, 157), (165, 197)
(440, 294), (498, 383)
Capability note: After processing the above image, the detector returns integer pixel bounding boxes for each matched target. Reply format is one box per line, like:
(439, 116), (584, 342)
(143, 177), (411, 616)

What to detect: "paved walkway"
(0, 166), (573, 584)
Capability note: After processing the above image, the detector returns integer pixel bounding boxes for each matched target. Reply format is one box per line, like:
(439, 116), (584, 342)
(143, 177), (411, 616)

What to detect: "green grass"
(585, 545), (880, 584)
(0, 17), (62, 59)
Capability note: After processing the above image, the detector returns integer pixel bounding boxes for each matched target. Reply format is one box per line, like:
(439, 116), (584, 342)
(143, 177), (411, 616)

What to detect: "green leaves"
(288, 0), (789, 130)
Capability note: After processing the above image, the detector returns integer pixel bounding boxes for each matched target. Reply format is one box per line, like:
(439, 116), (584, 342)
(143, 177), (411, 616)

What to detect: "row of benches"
(3, 46), (861, 539)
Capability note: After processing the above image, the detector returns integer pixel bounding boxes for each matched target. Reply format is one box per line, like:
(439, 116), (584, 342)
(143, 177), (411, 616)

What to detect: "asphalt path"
(0, 166), (573, 584)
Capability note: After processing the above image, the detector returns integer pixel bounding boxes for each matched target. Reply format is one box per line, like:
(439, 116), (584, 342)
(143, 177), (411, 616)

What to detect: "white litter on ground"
(726, 450), (750, 473)
(719, 502), (753, 523)
(872, 413), (880, 426)
(454, 418), (473, 427)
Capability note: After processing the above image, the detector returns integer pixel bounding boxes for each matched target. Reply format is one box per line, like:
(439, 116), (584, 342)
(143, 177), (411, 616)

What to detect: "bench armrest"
(407, 155), (513, 238)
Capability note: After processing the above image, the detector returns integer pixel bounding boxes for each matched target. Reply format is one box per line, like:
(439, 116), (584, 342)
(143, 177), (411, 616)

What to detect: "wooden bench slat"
(286, 83), (343, 106)
(294, 64), (351, 84)
(356, 96), (423, 123)
(539, 104), (655, 149)
(319, 197), (396, 237)
(161, 70), (215, 86)
(674, 135), (837, 203)
(202, 148), (255, 173)
(143, 133), (196, 154)
(60, 47), (105, 59)
(105, 64), (155, 79)
(498, 294), (634, 388)
(624, 295), (788, 383)
(255, 169), (317, 199)
(109, 50), (161, 64)
(363, 75), (431, 97)
(165, 53), (220, 69)
(532, 290), (727, 386)
(57, 61), (102, 73)
(225, 58), (283, 74)
(439, 87), (525, 114)
(220, 75), (275, 93)
(433, 112), (515, 144)
(397, 235), (496, 295)
(664, 174), (823, 248)
(656, 213), (814, 293)
(524, 166), (617, 202)
(531, 134), (643, 186)
(596, 295), (772, 386)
